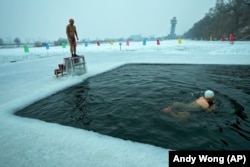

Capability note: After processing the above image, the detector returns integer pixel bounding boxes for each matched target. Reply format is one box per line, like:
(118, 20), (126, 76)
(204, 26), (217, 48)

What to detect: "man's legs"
(73, 42), (77, 56)
(69, 38), (77, 57)
(162, 102), (191, 120)
(70, 45), (74, 56)
(71, 38), (77, 56)
(68, 38), (74, 57)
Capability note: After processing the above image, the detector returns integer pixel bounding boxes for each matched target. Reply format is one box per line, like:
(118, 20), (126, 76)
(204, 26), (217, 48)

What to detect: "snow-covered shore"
(0, 40), (249, 167)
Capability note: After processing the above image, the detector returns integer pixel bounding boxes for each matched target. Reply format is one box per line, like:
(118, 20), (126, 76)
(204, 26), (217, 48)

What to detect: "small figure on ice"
(66, 18), (79, 57)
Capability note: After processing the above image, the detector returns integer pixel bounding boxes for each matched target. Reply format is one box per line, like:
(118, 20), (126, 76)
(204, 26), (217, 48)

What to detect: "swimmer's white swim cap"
(204, 90), (214, 98)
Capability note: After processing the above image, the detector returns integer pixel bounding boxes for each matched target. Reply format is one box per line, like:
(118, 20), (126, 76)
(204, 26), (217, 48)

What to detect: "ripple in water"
(15, 64), (250, 150)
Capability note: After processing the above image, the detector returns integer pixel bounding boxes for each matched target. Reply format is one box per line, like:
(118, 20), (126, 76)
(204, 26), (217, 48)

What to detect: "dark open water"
(15, 64), (250, 150)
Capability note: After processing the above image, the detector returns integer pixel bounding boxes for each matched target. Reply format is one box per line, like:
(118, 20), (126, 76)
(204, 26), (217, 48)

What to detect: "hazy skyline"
(1, 0), (216, 42)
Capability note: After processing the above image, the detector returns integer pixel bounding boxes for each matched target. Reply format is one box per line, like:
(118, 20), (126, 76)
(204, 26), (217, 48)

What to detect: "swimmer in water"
(163, 90), (216, 119)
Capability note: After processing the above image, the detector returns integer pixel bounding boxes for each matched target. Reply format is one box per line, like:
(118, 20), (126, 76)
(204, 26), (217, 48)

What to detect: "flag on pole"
(126, 40), (130, 46)
(109, 40), (114, 45)
(156, 39), (160, 45)
(229, 33), (235, 44)
(143, 39), (147, 46)
(221, 35), (225, 41)
(45, 43), (50, 49)
(178, 37), (182, 44)
(45, 43), (49, 56)
(62, 42), (66, 48)
(23, 45), (29, 53)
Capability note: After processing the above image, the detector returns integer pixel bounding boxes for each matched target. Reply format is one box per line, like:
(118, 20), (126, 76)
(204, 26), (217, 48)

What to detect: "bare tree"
(0, 38), (4, 45)
(14, 37), (21, 46)
(183, 0), (250, 40)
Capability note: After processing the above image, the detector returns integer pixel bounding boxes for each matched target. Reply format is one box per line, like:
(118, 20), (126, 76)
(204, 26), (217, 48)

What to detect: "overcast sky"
(1, 0), (216, 42)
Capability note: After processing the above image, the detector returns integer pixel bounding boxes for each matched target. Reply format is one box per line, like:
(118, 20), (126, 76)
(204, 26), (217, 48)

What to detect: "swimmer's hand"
(162, 107), (172, 113)
(206, 104), (216, 112)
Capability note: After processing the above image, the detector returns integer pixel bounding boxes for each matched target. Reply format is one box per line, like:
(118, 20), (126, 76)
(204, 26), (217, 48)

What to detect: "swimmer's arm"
(205, 104), (216, 112)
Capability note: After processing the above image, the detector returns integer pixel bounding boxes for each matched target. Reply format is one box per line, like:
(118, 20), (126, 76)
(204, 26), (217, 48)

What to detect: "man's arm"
(66, 25), (70, 38)
(75, 27), (79, 40)
(205, 104), (216, 112)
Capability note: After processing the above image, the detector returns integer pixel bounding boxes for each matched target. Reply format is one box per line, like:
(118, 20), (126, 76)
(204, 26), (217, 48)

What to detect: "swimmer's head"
(204, 90), (214, 98)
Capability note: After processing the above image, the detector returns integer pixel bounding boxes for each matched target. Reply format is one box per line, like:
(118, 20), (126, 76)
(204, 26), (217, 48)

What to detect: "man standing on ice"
(66, 18), (79, 57)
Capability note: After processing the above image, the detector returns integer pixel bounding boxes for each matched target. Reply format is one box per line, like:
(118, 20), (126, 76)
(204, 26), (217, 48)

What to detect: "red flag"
(221, 35), (225, 41)
(156, 39), (160, 45)
(229, 33), (235, 44)
(229, 34), (234, 42)
(126, 40), (130, 46)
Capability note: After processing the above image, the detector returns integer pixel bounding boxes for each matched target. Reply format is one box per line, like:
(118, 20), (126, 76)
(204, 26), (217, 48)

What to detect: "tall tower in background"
(168, 17), (177, 39)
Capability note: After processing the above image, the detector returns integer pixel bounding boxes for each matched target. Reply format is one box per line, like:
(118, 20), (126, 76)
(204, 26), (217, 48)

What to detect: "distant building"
(128, 34), (143, 41)
(148, 35), (155, 41)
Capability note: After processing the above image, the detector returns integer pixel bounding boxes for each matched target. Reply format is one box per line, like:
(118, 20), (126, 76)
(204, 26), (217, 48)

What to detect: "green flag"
(62, 42), (66, 48)
(178, 37), (182, 44)
(23, 45), (29, 53)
